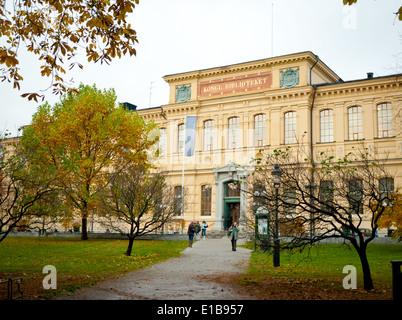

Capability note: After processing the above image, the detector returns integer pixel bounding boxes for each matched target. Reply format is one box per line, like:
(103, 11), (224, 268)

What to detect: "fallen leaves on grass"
(204, 274), (392, 300)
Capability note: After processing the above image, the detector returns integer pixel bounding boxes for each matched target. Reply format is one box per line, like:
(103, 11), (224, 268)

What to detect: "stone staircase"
(201, 230), (228, 239)
(199, 230), (252, 240)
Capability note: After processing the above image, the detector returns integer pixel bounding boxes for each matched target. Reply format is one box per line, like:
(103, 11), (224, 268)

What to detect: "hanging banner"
(184, 116), (197, 157)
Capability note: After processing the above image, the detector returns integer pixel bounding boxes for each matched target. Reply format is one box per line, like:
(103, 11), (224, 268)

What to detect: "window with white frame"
(203, 120), (214, 151)
(377, 103), (392, 138)
(320, 109), (333, 143)
(158, 128), (167, 156)
(228, 117), (240, 149)
(254, 114), (266, 147)
(284, 111), (297, 144)
(177, 123), (184, 153)
(348, 106), (362, 140)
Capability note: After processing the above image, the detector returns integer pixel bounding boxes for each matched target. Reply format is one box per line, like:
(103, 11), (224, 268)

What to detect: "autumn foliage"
(0, 0), (139, 100)
(376, 192), (402, 241)
(18, 83), (158, 240)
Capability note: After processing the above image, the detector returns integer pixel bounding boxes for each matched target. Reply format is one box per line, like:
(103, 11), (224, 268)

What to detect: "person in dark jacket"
(188, 222), (196, 248)
(228, 222), (239, 251)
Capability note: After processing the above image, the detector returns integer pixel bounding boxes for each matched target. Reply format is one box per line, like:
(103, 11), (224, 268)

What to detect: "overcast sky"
(1, 0), (401, 137)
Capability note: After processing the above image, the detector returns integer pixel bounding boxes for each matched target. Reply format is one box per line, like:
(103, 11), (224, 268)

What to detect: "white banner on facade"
(184, 116), (197, 157)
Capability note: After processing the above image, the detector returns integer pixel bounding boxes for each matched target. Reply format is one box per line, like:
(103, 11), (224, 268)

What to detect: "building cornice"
(315, 75), (402, 99)
(163, 51), (339, 83)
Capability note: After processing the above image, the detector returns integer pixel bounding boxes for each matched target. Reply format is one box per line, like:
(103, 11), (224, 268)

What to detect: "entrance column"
(214, 179), (224, 230)
(238, 169), (248, 228)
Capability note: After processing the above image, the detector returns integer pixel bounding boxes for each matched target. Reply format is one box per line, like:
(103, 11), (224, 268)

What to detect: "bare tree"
(98, 165), (181, 256)
(249, 145), (396, 290)
(17, 190), (73, 234)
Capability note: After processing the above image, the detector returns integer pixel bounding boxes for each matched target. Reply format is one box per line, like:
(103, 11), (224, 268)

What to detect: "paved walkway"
(58, 237), (252, 300)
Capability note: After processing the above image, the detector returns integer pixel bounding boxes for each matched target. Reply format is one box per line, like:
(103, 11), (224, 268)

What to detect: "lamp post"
(271, 164), (282, 267)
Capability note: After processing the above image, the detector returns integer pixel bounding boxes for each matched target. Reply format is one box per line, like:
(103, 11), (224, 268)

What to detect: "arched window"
(201, 185), (212, 216)
(320, 109), (333, 142)
(174, 186), (183, 216)
(377, 103), (392, 138)
(284, 111), (297, 144)
(228, 117), (240, 149)
(158, 128), (167, 156)
(348, 106), (362, 140)
(203, 120), (214, 151)
(254, 114), (266, 147)
(177, 123), (184, 153)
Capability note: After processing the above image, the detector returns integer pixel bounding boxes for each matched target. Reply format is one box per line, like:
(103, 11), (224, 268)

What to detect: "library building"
(137, 51), (402, 235)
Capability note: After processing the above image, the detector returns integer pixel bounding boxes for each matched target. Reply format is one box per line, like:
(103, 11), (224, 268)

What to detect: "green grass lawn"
(0, 237), (188, 299)
(241, 241), (402, 298)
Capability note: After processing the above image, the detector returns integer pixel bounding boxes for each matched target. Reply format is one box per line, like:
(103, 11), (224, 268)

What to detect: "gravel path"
(58, 237), (252, 300)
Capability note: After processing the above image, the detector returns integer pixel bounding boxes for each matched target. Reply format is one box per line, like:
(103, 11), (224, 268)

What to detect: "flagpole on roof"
(271, 2), (274, 57)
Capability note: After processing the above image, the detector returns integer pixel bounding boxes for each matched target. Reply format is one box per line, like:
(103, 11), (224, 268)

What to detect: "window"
(226, 182), (240, 197)
(349, 179), (363, 216)
(174, 186), (183, 216)
(228, 117), (240, 149)
(254, 114), (266, 147)
(203, 120), (214, 151)
(201, 185), (212, 216)
(283, 187), (297, 214)
(284, 111), (297, 144)
(377, 103), (392, 138)
(320, 109), (333, 143)
(158, 128), (167, 156)
(319, 180), (334, 211)
(379, 177), (394, 200)
(177, 123), (184, 153)
(348, 106), (362, 140)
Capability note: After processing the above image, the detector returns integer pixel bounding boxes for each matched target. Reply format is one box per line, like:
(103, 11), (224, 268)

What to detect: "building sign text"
(198, 71), (272, 99)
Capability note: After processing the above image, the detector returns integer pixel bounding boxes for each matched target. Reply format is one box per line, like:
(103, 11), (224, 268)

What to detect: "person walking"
(201, 220), (208, 239)
(187, 222), (196, 248)
(228, 222), (239, 251)
(195, 221), (201, 239)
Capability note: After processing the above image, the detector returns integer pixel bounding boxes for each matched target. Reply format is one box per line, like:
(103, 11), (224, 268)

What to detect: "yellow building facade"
(138, 51), (402, 234)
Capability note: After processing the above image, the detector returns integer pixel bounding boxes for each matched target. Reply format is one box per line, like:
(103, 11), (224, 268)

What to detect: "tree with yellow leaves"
(18, 83), (157, 240)
(376, 190), (402, 241)
(0, 0), (139, 100)
(343, 0), (402, 21)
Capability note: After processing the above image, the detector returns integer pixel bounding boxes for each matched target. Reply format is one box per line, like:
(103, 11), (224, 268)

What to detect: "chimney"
(367, 72), (374, 79)
(122, 102), (137, 111)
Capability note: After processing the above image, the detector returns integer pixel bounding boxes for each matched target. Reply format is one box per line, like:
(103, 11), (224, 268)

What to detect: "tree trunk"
(125, 236), (135, 256)
(81, 217), (88, 240)
(358, 244), (374, 290)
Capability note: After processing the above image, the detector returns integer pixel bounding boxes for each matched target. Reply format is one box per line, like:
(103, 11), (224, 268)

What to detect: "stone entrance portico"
(213, 162), (249, 230)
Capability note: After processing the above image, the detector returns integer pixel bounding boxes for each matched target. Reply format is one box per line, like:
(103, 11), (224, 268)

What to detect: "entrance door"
(230, 203), (240, 225)
(223, 201), (240, 230)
